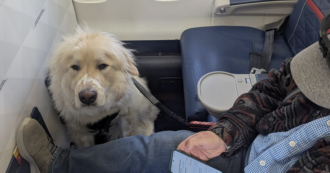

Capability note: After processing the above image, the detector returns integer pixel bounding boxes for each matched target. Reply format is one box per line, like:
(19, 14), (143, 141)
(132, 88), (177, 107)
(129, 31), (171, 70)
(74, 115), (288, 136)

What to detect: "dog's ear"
(119, 44), (139, 76)
(127, 59), (139, 76)
(120, 46), (139, 76)
(101, 32), (139, 76)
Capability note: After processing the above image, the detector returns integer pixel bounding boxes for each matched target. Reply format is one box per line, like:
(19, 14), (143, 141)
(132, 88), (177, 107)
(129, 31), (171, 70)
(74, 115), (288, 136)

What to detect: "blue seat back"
(283, 0), (330, 55)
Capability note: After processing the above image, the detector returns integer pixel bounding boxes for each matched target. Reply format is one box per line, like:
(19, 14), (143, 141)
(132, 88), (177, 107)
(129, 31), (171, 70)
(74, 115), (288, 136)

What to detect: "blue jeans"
(49, 130), (246, 173)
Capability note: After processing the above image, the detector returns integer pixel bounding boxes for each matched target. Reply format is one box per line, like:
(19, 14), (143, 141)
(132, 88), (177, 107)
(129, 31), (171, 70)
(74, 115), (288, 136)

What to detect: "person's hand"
(177, 131), (227, 162)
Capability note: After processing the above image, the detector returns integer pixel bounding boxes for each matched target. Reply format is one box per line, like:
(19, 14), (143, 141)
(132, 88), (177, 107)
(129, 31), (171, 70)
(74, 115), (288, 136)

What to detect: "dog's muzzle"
(79, 89), (97, 105)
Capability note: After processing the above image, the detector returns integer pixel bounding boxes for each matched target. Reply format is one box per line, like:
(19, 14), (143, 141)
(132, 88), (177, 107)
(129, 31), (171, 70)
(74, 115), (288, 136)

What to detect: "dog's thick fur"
(48, 28), (159, 148)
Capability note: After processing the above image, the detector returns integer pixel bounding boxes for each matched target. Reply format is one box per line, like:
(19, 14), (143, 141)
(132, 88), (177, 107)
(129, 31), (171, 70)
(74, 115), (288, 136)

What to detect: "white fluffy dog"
(48, 28), (159, 148)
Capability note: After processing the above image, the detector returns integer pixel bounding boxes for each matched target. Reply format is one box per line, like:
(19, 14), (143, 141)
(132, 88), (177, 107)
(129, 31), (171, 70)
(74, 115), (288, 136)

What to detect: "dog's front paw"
(66, 121), (95, 148)
(74, 133), (95, 148)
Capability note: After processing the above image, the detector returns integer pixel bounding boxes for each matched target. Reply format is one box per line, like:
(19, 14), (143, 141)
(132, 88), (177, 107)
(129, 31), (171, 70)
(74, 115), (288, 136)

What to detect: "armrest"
(214, 0), (298, 15)
(231, 0), (283, 5)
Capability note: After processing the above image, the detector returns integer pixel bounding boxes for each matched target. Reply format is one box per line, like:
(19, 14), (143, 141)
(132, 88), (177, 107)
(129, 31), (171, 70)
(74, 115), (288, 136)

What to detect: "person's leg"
(51, 130), (194, 173)
(17, 117), (194, 173)
(18, 118), (246, 173)
(53, 136), (247, 173)
(16, 118), (59, 173)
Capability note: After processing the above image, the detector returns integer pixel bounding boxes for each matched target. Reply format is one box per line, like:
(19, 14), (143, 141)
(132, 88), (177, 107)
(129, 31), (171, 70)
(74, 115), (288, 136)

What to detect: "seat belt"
(249, 17), (287, 71)
(132, 77), (190, 126)
(283, 88), (301, 102)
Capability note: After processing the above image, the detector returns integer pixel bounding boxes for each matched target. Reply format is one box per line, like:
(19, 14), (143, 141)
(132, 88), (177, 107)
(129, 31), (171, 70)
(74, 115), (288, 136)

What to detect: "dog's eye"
(98, 64), (108, 70)
(71, 65), (80, 71)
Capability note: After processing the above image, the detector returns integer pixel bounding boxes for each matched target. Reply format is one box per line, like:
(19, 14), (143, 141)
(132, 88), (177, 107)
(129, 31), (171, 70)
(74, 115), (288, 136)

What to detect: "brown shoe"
(16, 118), (58, 173)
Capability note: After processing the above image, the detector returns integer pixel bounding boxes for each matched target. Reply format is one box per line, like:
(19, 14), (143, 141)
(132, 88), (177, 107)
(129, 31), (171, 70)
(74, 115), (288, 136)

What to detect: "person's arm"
(287, 137), (330, 173)
(208, 59), (295, 157)
(208, 78), (287, 157)
(179, 58), (295, 159)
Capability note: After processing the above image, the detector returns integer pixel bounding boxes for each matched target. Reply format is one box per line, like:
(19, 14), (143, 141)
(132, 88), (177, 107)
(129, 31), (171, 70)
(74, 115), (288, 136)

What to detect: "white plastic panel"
(214, 0), (298, 15)
(213, 0), (297, 30)
(0, 0), (76, 171)
(214, 0), (230, 9)
(73, 0), (214, 40)
(73, 0), (297, 40)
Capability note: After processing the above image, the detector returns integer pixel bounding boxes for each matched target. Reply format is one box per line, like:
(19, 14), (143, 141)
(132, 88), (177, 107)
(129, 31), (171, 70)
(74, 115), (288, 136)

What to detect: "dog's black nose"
(79, 89), (97, 105)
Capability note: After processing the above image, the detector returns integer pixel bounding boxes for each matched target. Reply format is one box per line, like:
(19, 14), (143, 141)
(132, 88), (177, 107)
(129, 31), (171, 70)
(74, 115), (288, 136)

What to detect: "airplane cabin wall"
(0, 0), (77, 171)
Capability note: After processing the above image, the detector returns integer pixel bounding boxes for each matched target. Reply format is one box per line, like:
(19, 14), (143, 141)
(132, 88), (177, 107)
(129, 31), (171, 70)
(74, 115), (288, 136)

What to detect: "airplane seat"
(180, 0), (330, 121)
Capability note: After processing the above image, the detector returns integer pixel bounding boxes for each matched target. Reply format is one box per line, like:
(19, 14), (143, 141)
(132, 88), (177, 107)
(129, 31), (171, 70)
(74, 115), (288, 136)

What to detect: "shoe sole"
(17, 118), (41, 173)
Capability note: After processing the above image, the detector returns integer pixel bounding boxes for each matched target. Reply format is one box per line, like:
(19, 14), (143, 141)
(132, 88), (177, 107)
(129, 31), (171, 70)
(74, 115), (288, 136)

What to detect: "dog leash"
(132, 77), (190, 126)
